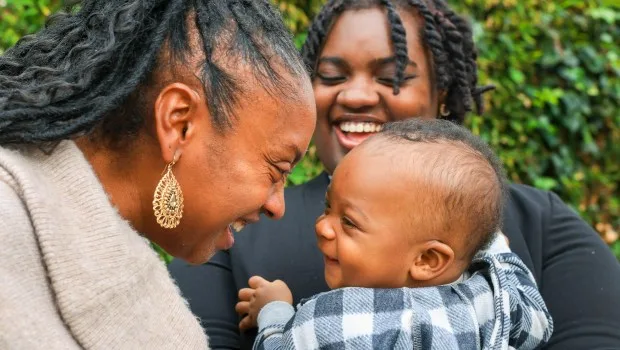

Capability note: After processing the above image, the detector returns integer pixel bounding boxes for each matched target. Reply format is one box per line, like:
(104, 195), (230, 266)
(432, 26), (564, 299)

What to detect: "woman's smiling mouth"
(333, 120), (384, 150)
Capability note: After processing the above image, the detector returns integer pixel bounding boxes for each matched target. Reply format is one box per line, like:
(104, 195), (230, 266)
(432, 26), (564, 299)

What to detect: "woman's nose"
(336, 78), (380, 110)
(262, 184), (285, 220)
(315, 214), (336, 241)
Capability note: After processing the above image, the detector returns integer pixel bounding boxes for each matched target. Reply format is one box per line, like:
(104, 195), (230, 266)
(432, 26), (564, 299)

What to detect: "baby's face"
(315, 145), (426, 289)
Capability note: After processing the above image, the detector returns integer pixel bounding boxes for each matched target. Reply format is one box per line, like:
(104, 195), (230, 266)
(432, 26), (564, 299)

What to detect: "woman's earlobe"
(436, 90), (448, 117)
(153, 83), (204, 163)
(172, 148), (182, 163)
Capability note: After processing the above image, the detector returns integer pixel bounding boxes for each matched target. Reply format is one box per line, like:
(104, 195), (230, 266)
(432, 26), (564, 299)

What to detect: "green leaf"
(509, 68), (525, 84)
(150, 242), (173, 265)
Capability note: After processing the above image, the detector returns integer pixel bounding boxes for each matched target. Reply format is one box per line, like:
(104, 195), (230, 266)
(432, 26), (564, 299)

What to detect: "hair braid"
(381, 0), (408, 95)
(227, 0), (290, 94)
(438, 3), (494, 114)
(194, 0), (241, 128)
(432, 11), (472, 116)
(0, 0), (177, 144)
(405, 0), (449, 91)
(300, 0), (345, 74)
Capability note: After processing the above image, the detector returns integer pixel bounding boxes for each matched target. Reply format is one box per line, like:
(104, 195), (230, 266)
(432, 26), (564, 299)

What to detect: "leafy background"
(1, 0), (618, 259)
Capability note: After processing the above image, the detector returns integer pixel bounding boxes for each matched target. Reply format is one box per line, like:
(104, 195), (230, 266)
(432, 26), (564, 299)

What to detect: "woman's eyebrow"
(277, 143), (304, 165)
(373, 56), (418, 68)
(317, 56), (348, 67)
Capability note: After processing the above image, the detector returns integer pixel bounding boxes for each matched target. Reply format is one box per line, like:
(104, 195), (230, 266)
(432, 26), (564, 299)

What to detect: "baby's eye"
(341, 216), (357, 229)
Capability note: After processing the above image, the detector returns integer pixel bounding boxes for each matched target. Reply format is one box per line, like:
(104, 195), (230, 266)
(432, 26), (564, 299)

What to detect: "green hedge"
(2, 1), (618, 258)
(453, 0), (619, 256)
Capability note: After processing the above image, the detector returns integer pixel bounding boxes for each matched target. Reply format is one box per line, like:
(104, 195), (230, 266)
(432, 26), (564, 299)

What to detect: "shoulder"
(504, 183), (582, 235)
(507, 183), (584, 222)
(502, 183), (602, 280)
(304, 287), (411, 310)
(506, 183), (552, 211)
(501, 184), (559, 279)
(503, 183), (556, 237)
(0, 167), (33, 242)
(0, 178), (74, 347)
(0, 165), (44, 296)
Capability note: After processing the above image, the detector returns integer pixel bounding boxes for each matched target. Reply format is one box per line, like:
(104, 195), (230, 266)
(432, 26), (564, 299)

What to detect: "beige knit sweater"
(0, 141), (209, 349)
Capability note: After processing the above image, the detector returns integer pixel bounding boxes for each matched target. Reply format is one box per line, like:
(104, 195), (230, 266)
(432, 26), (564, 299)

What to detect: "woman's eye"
(377, 75), (416, 87)
(317, 73), (346, 85)
(377, 77), (396, 86)
(270, 165), (290, 183)
(279, 169), (290, 182)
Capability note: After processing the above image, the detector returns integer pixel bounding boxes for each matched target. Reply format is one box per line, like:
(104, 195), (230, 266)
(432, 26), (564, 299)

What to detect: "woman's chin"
(176, 246), (212, 265)
(215, 225), (235, 251)
(173, 225), (237, 264)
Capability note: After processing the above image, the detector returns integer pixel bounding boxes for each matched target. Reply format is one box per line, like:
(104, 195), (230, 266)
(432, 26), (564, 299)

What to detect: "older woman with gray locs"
(0, 0), (315, 348)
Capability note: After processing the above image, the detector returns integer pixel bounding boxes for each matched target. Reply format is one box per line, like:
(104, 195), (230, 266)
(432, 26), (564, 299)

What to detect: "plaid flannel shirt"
(253, 237), (553, 350)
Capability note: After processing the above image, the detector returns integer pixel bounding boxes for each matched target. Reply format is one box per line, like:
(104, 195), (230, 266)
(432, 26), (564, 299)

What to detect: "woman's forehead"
(321, 7), (425, 59)
(230, 74), (315, 145)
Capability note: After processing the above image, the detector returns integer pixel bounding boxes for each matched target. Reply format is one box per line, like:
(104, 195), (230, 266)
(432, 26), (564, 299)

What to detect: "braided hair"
(0, 0), (306, 146)
(301, 0), (494, 123)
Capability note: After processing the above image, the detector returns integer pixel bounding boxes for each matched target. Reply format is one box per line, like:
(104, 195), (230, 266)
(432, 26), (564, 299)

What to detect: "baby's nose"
(315, 214), (336, 240)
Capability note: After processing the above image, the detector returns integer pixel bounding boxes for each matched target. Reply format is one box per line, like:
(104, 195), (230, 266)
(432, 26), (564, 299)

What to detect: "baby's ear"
(409, 241), (455, 283)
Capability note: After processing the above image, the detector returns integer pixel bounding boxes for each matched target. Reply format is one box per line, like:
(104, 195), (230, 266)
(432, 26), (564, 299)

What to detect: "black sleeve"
(541, 191), (620, 349)
(168, 251), (241, 350)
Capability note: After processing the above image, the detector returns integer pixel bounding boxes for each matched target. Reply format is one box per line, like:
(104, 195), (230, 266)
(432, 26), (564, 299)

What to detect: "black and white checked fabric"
(253, 251), (553, 350)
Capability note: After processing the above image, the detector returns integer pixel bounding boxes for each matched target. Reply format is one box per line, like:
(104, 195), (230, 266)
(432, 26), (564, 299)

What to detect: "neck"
(74, 137), (150, 233)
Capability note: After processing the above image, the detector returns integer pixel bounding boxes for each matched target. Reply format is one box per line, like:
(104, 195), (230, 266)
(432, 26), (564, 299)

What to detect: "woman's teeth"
(230, 221), (246, 232)
(339, 122), (383, 133)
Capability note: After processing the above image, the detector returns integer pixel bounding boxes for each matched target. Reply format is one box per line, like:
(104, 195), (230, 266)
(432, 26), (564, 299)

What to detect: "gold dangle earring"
(439, 103), (450, 118)
(153, 152), (184, 229)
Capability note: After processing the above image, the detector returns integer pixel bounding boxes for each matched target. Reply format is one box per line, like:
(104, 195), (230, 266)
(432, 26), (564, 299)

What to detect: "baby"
(236, 119), (553, 349)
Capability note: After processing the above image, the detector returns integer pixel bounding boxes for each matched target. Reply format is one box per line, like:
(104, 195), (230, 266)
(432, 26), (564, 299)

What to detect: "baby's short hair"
(374, 119), (508, 259)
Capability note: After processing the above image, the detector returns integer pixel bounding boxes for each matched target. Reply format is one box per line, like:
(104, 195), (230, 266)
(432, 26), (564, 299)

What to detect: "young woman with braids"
(169, 0), (620, 349)
(0, 0), (316, 348)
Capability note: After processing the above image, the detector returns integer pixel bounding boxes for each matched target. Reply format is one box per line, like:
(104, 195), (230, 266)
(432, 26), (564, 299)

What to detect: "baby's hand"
(235, 276), (293, 331)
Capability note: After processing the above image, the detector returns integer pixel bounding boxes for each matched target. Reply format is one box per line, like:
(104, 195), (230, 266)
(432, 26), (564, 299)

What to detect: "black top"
(169, 173), (620, 349)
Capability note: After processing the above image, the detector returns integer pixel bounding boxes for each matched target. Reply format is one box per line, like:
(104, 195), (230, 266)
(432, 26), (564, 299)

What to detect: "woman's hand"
(235, 276), (293, 331)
